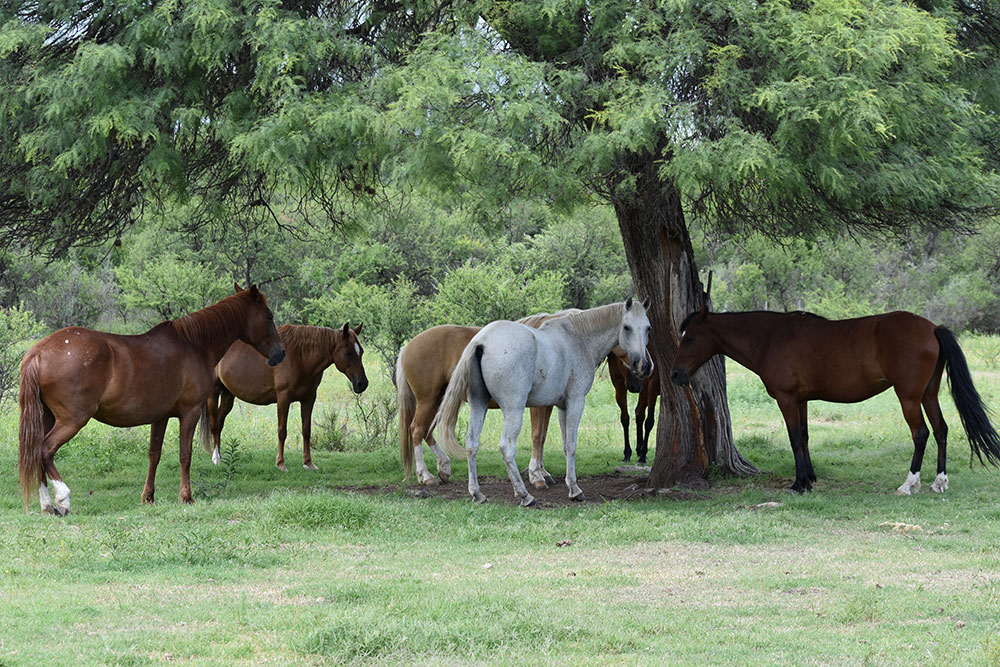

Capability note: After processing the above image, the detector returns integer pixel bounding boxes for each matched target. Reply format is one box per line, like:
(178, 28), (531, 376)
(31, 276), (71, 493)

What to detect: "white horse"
(430, 299), (653, 506)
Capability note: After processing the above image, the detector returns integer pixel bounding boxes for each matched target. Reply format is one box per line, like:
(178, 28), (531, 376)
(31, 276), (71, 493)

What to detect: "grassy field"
(1, 335), (999, 665)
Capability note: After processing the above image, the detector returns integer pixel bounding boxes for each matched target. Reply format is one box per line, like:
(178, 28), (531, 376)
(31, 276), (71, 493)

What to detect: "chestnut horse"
(608, 349), (660, 464)
(397, 310), (579, 489)
(670, 308), (1000, 494)
(18, 284), (285, 515)
(206, 323), (368, 471)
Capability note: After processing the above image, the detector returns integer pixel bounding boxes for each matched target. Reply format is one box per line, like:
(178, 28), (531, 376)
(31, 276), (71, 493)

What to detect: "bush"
(0, 304), (45, 406)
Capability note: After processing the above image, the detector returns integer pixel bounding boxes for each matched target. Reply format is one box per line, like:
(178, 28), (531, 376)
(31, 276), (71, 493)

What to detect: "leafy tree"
(0, 303), (43, 405)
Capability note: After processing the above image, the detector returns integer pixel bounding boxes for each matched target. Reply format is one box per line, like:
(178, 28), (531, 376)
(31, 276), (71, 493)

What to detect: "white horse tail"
(431, 341), (480, 458)
(396, 350), (417, 481)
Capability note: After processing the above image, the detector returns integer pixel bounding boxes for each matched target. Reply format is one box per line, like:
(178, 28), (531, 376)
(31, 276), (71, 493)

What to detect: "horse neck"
(562, 303), (626, 368)
(284, 325), (344, 373)
(169, 296), (249, 362)
(705, 313), (770, 373)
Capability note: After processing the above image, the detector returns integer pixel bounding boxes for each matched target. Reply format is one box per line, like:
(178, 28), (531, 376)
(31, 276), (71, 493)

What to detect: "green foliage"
(0, 303), (43, 405)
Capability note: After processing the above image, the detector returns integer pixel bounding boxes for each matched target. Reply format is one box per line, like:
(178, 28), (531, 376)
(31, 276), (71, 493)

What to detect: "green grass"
(1, 343), (1000, 665)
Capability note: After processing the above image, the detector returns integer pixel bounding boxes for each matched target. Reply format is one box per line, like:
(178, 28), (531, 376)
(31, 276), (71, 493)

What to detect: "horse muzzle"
(267, 348), (286, 366)
(352, 375), (369, 394)
(670, 367), (690, 387)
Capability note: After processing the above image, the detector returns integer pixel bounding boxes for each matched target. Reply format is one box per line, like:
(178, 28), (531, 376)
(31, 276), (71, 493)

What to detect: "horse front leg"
(275, 396), (291, 472)
(178, 412), (198, 503)
(142, 419), (169, 504)
(559, 400), (587, 502)
(527, 405), (556, 489)
(301, 395), (318, 470)
(777, 398), (812, 493)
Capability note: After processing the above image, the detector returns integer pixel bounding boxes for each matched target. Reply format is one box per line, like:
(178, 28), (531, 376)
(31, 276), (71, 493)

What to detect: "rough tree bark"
(611, 154), (759, 489)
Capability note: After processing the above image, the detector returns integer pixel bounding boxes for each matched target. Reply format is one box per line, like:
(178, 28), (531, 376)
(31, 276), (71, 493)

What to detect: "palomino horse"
(670, 308), (1000, 493)
(608, 349), (660, 464)
(396, 310), (579, 489)
(432, 299), (652, 506)
(207, 323), (368, 471)
(18, 284), (285, 515)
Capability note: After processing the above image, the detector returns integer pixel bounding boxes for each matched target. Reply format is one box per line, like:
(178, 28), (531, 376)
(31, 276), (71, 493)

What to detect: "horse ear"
(342, 322), (350, 336)
(234, 282), (244, 293)
(354, 322), (364, 336)
(625, 297), (634, 310)
(642, 296), (651, 311)
(249, 284), (261, 301)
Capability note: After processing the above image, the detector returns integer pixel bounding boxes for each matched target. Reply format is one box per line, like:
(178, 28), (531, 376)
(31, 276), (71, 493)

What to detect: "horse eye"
(623, 325), (632, 333)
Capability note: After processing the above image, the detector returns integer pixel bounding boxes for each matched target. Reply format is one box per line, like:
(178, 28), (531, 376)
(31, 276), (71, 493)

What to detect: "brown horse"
(18, 284), (285, 515)
(670, 308), (1000, 493)
(397, 310), (580, 489)
(608, 349), (660, 464)
(207, 323), (368, 471)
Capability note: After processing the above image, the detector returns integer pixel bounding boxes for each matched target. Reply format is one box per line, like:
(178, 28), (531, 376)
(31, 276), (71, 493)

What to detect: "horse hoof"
(423, 478), (439, 487)
(521, 496), (537, 508)
(473, 493), (487, 504)
(532, 479), (549, 490)
(543, 474), (557, 486)
(438, 473), (450, 484)
(276, 464), (288, 472)
(53, 506), (69, 517)
(570, 492), (586, 502)
(303, 463), (319, 471)
(141, 494), (154, 504)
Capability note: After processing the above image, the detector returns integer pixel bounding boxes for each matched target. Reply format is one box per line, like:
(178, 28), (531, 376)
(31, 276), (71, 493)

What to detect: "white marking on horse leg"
(414, 444), (436, 485)
(51, 479), (70, 515)
(931, 472), (949, 493)
(896, 471), (921, 495)
(39, 483), (54, 514)
(212, 446), (221, 466)
(527, 456), (548, 489)
(428, 442), (451, 480)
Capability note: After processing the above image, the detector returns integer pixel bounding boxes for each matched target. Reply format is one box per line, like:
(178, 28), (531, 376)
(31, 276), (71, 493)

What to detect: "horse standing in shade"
(396, 310), (579, 489)
(670, 308), (1000, 494)
(608, 349), (660, 464)
(18, 284), (285, 515)
(207, 323), (368, 471)
(431, 299), (652, 506)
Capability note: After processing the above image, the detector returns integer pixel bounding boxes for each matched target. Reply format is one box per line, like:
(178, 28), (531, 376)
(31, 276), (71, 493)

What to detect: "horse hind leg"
(527, 405), (556, 490)
(496, 407), (535, 507)
(895, 392), (930, 495)
(464, 399), (489, 504)
(411, 403), (444, 485)
(40, 419), (85, 516)
(922, 375), (949, 493)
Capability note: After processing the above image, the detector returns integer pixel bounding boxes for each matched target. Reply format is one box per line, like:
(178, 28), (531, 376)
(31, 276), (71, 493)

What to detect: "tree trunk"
(611, 160), (759, 489)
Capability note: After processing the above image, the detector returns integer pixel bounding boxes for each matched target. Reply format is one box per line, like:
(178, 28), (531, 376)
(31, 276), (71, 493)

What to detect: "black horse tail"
(936, 327), (1000, 466)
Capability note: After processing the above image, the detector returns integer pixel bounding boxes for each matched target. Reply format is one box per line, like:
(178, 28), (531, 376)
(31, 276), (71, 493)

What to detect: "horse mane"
(554, 302), (625, 336)
(278, 324), (348, 356)
(170, 290), (260, 346)
(517, 308), (581, 328)
(680, 309), (828, 333)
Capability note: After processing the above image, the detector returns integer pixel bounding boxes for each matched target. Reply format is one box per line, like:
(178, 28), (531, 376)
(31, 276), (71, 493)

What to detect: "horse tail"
(430, 342), (479, 459)
(18, 354), (45, 511)
(936, 327), (1000, 466)
(396, 351), (416, 481)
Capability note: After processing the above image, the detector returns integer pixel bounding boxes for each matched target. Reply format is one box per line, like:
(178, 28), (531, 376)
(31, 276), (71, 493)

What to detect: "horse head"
(670, 306), (712, 387)
(235, 283), (286, 367)
(334, 322), (369, 394)
(621, 297), (653, 380)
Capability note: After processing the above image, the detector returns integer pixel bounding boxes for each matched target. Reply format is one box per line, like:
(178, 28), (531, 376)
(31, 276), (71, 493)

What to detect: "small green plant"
(313, 404), (351, 452)
(352, 391), (398, 452)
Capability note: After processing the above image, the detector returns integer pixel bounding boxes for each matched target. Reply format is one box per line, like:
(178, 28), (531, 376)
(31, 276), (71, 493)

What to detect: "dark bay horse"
(608, 349), (660, 464)
(670, 308), (1000, 493)
(207, 323), (367, 471)
(18, 284), (285, 514)
(396, 310), (578, 489)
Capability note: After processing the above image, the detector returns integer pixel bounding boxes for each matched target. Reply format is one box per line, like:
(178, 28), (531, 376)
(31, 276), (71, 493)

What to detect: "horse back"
(762, 311), (939, 401)
(401, 325), (481, 398)
(29, 325), (206, 426)
(474, 321), (572, 408)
